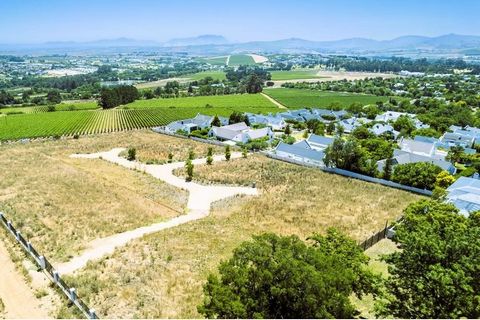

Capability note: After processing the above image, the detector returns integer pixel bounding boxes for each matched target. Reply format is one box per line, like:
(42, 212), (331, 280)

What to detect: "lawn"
(228, 54), (256, 66)
(183, 71), (226, 81)
(0, 131), (228, 263)
(270, 70), (325, 81)
(264, 88), (389, 109)
(62, 155), (421, 318)
(122, 93), (277, 110)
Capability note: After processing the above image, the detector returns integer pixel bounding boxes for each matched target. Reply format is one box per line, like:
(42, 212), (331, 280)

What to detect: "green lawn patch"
(264, 88), (388, 109)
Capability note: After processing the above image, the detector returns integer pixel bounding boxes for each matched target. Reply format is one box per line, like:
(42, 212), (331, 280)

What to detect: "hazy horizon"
(1, 0), (479, 44)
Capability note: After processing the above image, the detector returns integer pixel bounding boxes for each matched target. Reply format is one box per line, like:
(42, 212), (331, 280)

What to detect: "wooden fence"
(0, 212), (97, 319)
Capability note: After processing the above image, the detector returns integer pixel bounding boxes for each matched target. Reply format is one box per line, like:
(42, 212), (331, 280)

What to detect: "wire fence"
(0, 212), (98, 319)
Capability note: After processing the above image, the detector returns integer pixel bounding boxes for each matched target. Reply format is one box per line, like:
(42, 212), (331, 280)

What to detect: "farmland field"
(0, 103), (279, 141)
(228, 54), (256, 66)
(198, 56), (228, 66)
(0, 101), (99, 115)
(264, 88), (389, 109)
(270, 69), (326, 80)
(122, 93), (277, 109)
(60, 155), (421, 318)
(181, 70), (226, 81)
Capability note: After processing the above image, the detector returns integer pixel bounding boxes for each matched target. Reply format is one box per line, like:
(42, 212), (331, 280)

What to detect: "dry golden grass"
(0, 130), (224, 262)
(63, 155), (421, 318)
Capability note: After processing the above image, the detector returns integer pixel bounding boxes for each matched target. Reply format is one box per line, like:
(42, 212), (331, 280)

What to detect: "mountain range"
(1, 34), (480, 55)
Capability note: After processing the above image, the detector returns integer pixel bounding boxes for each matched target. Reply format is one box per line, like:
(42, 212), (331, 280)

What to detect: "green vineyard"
(0, 107), (277, 141)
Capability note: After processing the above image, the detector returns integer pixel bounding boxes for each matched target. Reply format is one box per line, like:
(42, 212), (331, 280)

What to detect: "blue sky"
(1, 0), (479, 43)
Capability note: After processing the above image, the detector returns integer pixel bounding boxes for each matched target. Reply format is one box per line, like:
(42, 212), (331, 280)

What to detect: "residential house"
(274, 141), (325, 166)
(446, 177), (480, 216)
(209, 122), (273, 144)
(306, 134), (334, 151)
(376, 149), (456, 175)
(374, 111), (416, 123)
(398, 138), (447, 160)
(246, 113), (287, 131)
(164, 113), (228, 134)
(370, 123), (399, 138)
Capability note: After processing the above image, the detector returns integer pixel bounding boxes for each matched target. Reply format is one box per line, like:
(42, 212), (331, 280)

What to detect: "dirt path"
(0, 239), (50, 319)
(261, 92), (287, 109)
(57, 149), (258, 275)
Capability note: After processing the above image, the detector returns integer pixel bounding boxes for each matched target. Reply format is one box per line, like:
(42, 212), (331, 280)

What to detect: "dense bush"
(392, 162), (442, 189)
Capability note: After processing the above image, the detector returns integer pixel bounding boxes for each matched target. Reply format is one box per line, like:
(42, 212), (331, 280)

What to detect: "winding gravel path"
(57, 149), (258, 274)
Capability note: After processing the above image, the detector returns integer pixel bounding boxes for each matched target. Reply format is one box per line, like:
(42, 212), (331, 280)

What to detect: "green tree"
(391, 162), (443, 190)
(127, 147), (136, 161)
(199, 232), (377, 319)
(435, 170), (456, 189)
(185, 158), (194, 182)
(225, 145), (231, 161)
(383, 157), (394, 180)
(206, 147), (213, 165)
(393, 115), (415, 135)
(447, 145), (465, 164)
(46, 90), (62, 104)
(168, 152), (173, 163)
(377, 200), (480, 318)
(242, 147), (248, 158)
(188, 149), (195, 160)
(211, 115), (221, 127)
(284, 124), (291, 135)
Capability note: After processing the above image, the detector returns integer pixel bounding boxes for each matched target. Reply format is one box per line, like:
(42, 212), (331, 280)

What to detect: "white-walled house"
(164, 113), (228, 134)
(209, 122), (274, 144)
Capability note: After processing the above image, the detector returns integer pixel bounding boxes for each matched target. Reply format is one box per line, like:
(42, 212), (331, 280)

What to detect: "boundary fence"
(264, 152), (433, 196)
(358, 217), (402, 251)
(0, 212), (97, 319)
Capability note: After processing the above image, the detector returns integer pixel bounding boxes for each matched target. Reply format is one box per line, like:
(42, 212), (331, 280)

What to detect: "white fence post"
(53, 270), (60, 284)
(89, 309), (97, 319)
(69, 288), (77, 301)
(38, 255), (46, 269)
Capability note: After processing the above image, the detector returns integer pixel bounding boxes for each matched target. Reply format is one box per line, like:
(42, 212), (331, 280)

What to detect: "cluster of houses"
(158, 110), (480, 217)
(160, 113), (274, 145)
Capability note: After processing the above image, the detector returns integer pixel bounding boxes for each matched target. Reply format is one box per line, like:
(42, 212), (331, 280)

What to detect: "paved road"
(0, 239), (50, 319)
(57, 149), (258, 274)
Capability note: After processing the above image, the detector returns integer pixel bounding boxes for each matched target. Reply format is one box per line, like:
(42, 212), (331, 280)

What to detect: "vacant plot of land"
(264, 88), (388, 109)
(228, 54), (256, 66)
(63, 155), (420, 318)
(122, 93), (278, 110)
(270, 70), (327, 81)
(0, 131), (229, 263)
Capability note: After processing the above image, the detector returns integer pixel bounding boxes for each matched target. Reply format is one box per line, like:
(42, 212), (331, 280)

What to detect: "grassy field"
(270, 70), (325, 81)
(228, 54), (256, 66)
(0, 101), (99, 115)
(183, 71), (226, 81)
(62, 155), (421, 318)
(122, 93), (277, 109)
(0, 131), (229, 263)
(264, 88), (389, 109)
